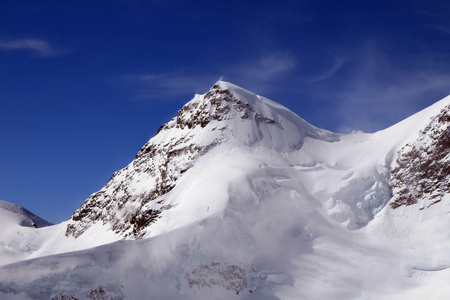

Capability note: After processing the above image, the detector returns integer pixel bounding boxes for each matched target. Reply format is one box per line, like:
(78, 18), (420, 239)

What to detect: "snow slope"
(0, 200), (120, 267)
(1, 82), (450, 299)
(0, 201), (53, 266)
(65, 81), (339, 240)
(0, 200), (52, 228)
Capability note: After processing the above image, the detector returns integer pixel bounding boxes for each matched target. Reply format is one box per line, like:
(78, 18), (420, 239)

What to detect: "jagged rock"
(389, 104), (450, 209)
(188, 262), (245, 295)
(65, 82), (282, 239)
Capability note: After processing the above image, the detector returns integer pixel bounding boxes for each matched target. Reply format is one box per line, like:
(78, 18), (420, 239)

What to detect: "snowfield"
(1, 82), (450, 299)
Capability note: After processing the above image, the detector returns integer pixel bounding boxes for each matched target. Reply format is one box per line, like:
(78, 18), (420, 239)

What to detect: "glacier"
(1, 81), (450, 299)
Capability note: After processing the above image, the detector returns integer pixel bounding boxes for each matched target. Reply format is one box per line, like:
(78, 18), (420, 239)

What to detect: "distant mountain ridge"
(0, 200), (52, 228)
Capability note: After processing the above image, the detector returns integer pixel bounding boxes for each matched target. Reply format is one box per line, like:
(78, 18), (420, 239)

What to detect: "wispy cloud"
(433, 24), (450, 34)
(119, 43), (450, 135)
(233, 53), (296, 82)
(218, 52), (297, 95)
(120, 52), (297, 101)
(121, 71), (220, 100)
(0, 38), (70, 57)
(332, 43), (450, 133)
(336, 72), (450, 133)
(310, 55), (346, 83)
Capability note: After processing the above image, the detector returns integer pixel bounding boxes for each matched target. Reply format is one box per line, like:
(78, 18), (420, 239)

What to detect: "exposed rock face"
(389, 104), (450, 209)
(187, 262), (245, 295)
(66, 83), (280, 239)
(162, 83), (275, 131)
(65, 80), (449, 240)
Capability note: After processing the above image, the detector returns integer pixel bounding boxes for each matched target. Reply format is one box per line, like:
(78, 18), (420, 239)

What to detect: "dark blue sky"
(1, 0), (449, 223)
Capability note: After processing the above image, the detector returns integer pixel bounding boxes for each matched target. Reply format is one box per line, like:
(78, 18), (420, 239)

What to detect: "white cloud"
(235, 53), (296, 81)
(0, 38), (68, 57)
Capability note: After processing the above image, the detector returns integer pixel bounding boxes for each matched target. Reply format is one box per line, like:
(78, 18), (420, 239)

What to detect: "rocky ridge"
(2, 82), (450, 299)
(66, 82), (283, 239)
(389, 104), (450, 209)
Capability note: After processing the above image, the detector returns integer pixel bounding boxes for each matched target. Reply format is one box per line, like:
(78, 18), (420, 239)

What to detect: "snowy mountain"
(1, 81), (450, 299)
(0, 200), (52, 229)
(66, 82), (340, 240)
(0, 201), (53, 268)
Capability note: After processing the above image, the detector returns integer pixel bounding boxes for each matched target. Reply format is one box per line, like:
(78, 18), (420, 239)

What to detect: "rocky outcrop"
(188, 262), (246, 295)
(66, 83), (280, 239)
(389, 104), (450, 209)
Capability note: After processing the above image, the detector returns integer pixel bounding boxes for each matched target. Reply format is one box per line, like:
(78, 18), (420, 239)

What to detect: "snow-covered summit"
(0, 200), (52, 228)
(2, 83), (450, 299)
(153, 80), (339, 150)
(65, 81), (339, 239)
(65, 82), (450, 239)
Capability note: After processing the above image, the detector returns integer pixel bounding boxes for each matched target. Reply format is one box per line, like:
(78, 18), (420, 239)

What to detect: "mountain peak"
(0, 200), (52, 228)
(172, 81), (277, 130)
(6, 86), (450, 299)
(170, 81), (264, 130)
(66, 82), (341, 239)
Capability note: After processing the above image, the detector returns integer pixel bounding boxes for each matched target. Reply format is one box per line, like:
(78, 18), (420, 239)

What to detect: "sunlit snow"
(1, 82), (450, 299)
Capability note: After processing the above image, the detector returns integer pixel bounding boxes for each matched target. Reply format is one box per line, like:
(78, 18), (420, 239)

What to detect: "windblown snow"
(1, 81), (450, 300)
